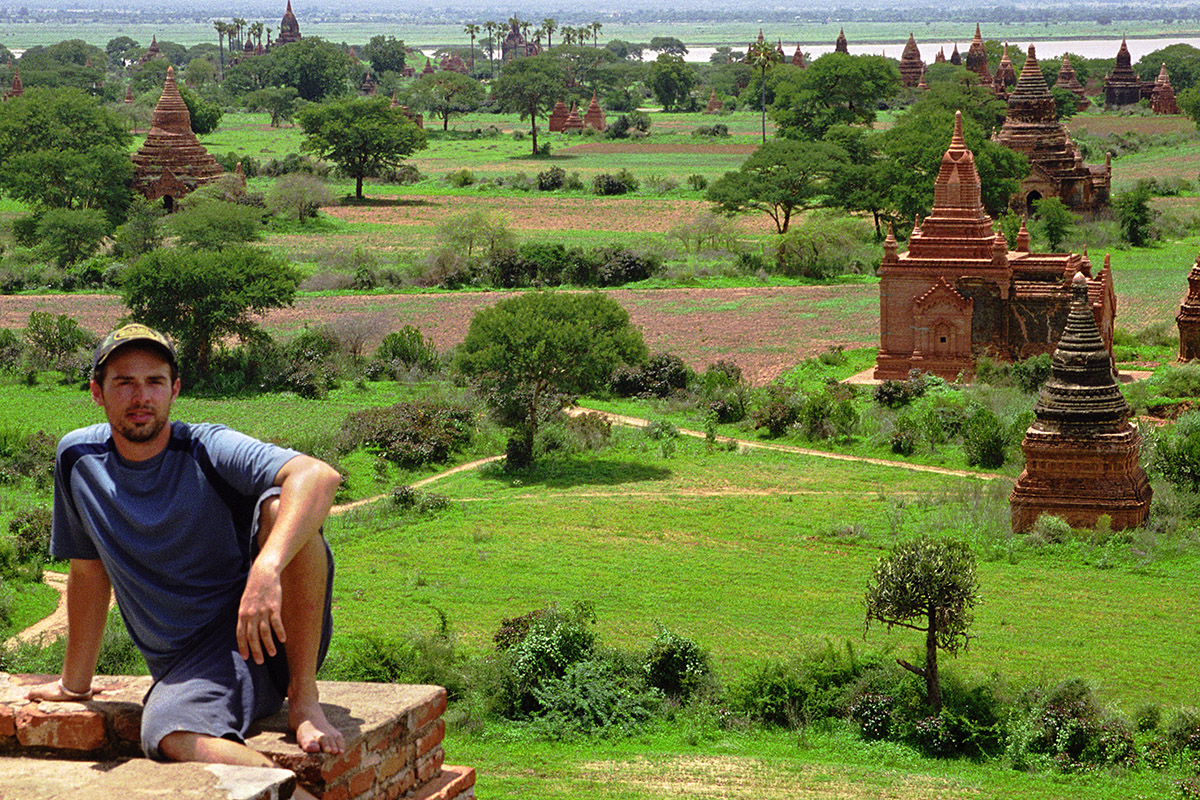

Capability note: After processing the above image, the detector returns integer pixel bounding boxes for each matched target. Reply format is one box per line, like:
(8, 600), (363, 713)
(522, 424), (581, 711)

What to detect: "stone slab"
(0, 757), (294, 800)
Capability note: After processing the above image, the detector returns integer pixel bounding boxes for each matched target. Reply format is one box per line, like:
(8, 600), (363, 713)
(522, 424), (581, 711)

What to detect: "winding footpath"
(9, 408), (996, 647)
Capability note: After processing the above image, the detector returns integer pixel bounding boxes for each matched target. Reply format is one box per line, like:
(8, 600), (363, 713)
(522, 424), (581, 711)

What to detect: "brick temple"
(875, 112), (1116, 381)
(1010, 272), (1151, 532)
(996, 45), (1110, 214)
(1177, 251), (1200, 361)
(277, 0), (301, 45)
(1152, 63), (1182, 115)
(131, 66), (223, 209)
(898, 34), (923, 87)
(964, 24), (990, 83)
(991, 44), (1017, 98)
(1053, 54), (1089, 112)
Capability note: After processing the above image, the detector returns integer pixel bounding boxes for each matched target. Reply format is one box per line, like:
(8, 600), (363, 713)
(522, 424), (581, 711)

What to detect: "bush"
(8, 507), (51, 563)
(592, 169), (639, 196)
(692, 123), (729, 137)
(23, 311), (95, 380)
(374, 325), (440, 374)
(643, 625), (712, 701)
(528, 659), (659, 738)
(445, 168), (475, 187)
(36, 208), (109, 267)
(686, 173), (709, 191)
(773, 212), (877, 278)
(593, 246), (660, 286)
(267, 173), (335, 221)
(1006, 678), (1137, 772)
(1152, 411), (1200, 492)
(490, 603), (599, 718)
(961, 404), (1007, 468)
(610, 352), (689, 398)
(537, 165), (566, 191)
(0, 329), (21, 373)
(752, 383), (800, 437)
(390, 486), (451, 514)
(1012, 353), (1053, 393)
(874, 372), (928, 408)
(339, 400), (475, 467)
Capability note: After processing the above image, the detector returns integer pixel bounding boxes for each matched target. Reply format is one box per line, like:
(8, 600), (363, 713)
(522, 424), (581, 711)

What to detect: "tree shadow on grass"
(340, 197), (439, 207)
(480, 457), (671, 490)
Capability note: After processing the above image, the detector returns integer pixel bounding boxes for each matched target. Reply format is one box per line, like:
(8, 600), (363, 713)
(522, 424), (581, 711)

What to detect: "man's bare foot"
(290, 699), (345, 754)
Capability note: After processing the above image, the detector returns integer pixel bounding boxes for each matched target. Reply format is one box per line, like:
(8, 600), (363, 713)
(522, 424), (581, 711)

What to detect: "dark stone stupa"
(1177, 251), (1200, 361)
(1010, 272), (1151, 532)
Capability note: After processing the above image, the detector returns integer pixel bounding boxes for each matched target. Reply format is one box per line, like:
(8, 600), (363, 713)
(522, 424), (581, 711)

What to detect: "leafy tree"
(361, 35), (407, 75)
(1050, 86), (1083, 120)
(407, 71), (486, 131)
(36, 207), (108, 267)
(649, 53), (696, 111)
(113, 195), (165, 258)
(185, 57), (218, 90)
(0, 87), (133, 227)
(298, 96), (427, 199)
(1135, 43), (1200, 91)
(1034, 197), (1075, 251)
(454, 292), (647, 464)
(267, 173), (335, 221)
(245, 86), (299, 127)
(1114, 183), (1155, 247)
(105, 36), (140, 64)
(492, 54), (568, 156)
(648, 36), (687, 56)
(865, 536), (980, 713)
(23, 310), (96, 379)
(225, 37), (351, 102)
(707, 139), (847, 234)
(770, 52), (901, 140)
(179, 87), (223, 135)
(165, 197), (262, 249)
(122, 247), (299, 377)
(1178, 85), (1200, 127)
(16, 41), (107, 91)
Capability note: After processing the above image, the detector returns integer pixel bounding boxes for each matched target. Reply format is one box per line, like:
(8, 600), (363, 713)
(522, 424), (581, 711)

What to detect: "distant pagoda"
(1177, 251), (1200, 361)
(130, 66), (223, 209)
(835, 28), (848, 54)
(992, 43), (1017, 98)
(1053, 54), (1089, 111)
(1104, 38), (1146, 106)
(1151, 63), (1181, 115)
(898, 34), (924, 88)
(1010, 271), (1151, 532)
(964, 24), (990, 82)
(277, 0), (302, 45)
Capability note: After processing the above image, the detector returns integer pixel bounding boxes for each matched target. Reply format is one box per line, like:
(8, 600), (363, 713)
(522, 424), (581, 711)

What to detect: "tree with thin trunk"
(542, 18), (556, 48)
(492, 53), (566, 156)
(483, 21), (498, 77)
(464, 23), (479, 72)
(591, 21), (602, 48)
(864, 536), (979, 713)
(214, 21), (227, 80)
(745, 36), (781, 143)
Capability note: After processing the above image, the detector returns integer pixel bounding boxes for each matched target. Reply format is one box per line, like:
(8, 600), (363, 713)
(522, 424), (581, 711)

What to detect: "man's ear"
(89, 380), (104, 407)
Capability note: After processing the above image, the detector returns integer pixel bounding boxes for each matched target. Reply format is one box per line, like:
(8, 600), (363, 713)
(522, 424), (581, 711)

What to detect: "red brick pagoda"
(583, 91), (606, 132)
(1053, 54), (1089, 112)
(996, 45), (1110, 214)
(1177, 251), (1200, 361)
(1010, 271), (1150, 533)
(548, 99), (568, 131)
(1103, 38), (1148, 107)
(277, 0), (302, 46)
(1151, 63), (1181, 115)
(964, 24), (990, 83)
(875, 112), (1116, 381)
(898, 34), (924, 88)
(791, 45), (806, 68)
(991, 43), (1017, 98)
(835, 29), (848, 54)
(131, 66), (223, 209)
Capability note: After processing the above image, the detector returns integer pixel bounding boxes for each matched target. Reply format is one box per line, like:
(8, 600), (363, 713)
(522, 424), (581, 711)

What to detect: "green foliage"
(707, 139), (847, 234)
(1033, 197), (1075, 252)
(361, 34), (408, 75)
(591, 169), (639, 196)
(165, 197), (263, 250)
(1049, 87), (1083, 120)
(1152, 410), (1200, 492)
(961, 404), (1008, 468)
(267, 173), (335, 222)
(609, 352), (690, 398)
(1135, 44), (1200, 91)
(489, 603), (599, 718)
(643, 625), (712, 701)
(874, 372), (928, 408)
(649, 52), (697, 111)
(338, 400), (474, 468)
(244, 86), (299, 127)
(773, 210), (877, 278)
(122, 246), (299, 376)
(374, 325), (440, 375)
(1114, 182), (1156, 247)
(865, 535), (979, 712)
(8, 507), (51, 563)
(406, 71), (486, 131)
(751, 382), (800, 437)
(178, 86), (222, 135)
(1006, 678), (1137, 772)
(770, 52), (901, 140)
(23, 310), (94, 380)
(112, 195), (165, 258)
(528, 659), (660, 738)
(492, 54), (569, 156)
(1012, 354), (1053, 394)
(454, 292), (647, 459)
(35, 207), (108, 267)
(298, 95), (428, 199)
(0, 87), (133, 226)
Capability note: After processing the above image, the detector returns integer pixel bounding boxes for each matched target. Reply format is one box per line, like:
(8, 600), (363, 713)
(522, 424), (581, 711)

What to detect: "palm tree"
(249, 21), (264, 52)
(232, 18), (247, 53)
(745, 35), (781, 143)
(561, 26), (574, 47)
(483, 21), (499, 77)
(464, 23), (479, 72)
(591, 21), (602, 48)
(214, 20), (227, 79)
(520, 20), (532, 47)
(542, 17), (557, 48)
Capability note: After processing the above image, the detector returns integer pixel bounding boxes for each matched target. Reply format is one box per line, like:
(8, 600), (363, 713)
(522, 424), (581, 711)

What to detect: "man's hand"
(237, 563), (287, 664)
(26, 679), (100, 702)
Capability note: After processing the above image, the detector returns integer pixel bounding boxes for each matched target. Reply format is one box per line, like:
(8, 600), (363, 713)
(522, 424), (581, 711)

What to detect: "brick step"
(412, 765), (476, 800)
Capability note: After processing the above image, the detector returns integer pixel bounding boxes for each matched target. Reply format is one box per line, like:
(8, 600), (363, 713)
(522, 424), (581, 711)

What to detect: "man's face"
(90, 346), (180, 451)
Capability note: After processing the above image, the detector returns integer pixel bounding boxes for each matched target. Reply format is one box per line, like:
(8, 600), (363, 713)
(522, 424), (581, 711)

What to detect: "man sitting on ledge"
(26, 324), (345, 798)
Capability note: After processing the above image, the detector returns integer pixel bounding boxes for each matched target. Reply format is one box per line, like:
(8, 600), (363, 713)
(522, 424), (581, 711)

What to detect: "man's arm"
(26, 558), (112, 701)
(236, 454), (341, 664)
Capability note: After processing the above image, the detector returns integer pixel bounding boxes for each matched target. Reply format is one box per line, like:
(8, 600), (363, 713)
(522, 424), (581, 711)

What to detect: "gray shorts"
(140, 492), (334, 759)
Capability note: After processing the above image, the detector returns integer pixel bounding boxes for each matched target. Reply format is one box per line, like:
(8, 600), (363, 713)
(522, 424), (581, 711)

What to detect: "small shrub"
(874, 371), (928, 408)
(686, 174), (709, 191)
(692, 123), (729, 137)
(592, 171), (635, 196)
(8, 507), (51, 563)
(537, 165), (566, 191)
(390, 486), (451, 513)
(1012, 353), (1053, 393)
(961, 404), (1007, 468)
(643, 174), (678, 194)
(850, 692), (895, 740)
(643, 625), (712, 701)
(339, 401), (474, 467)
(752, 383), (800, 437)
(445, 168), (475, 187)
(374, 325), (440, 374)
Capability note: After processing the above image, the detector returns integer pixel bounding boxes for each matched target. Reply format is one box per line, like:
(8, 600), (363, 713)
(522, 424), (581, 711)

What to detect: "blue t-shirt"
(52, 421), (299, 676)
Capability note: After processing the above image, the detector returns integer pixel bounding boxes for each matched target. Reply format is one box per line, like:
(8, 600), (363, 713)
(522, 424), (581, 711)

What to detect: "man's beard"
(116, 410), (169, 443)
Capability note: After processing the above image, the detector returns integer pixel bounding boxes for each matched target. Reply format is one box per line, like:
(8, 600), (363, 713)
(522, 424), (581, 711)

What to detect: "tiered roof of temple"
(1010, 271), (1151, 533)
(949, 43), (961, 65)
(898, 34), (923, 88)
(1103, 37), (1148, 106)
(501, 20), (540, 60)
(1053, 54), (1089, 111)
(3, 63), (21, 99)
(791, 45), (806, 68)
(278, 0), (301, 45)
(964, 24), (990, 82)
(876, 112), (1116, 382)
(1177, 251), (1200, 361)
(583, 91), (606, 131)
(548, 99), (568, 132)
(996, 45), (1110, 213)
(563, 103), (584, 132)
(992, 44), (1017, 97)
(1152, 62), (1182, 115)
(705, 88), (722, 113)
(835, 29), (848, 54)
(440, 52), (468, 74)
(131, 66), (223, 209)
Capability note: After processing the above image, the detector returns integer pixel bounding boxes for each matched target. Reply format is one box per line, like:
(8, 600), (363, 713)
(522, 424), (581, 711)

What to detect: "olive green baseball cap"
(92, 323), (178, 376)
